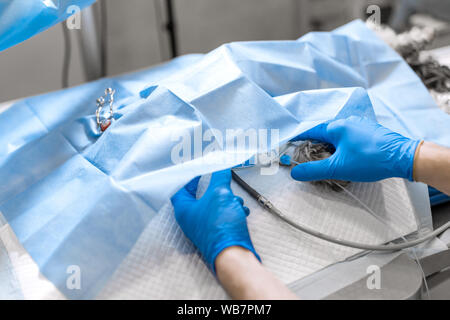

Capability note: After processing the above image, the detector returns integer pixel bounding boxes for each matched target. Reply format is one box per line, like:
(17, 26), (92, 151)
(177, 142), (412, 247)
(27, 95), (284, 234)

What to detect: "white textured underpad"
(96, 166), (418, 299)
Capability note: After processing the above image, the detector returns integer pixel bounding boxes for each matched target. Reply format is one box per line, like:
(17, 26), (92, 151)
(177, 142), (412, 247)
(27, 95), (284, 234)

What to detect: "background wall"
(0, 0), (385, 103)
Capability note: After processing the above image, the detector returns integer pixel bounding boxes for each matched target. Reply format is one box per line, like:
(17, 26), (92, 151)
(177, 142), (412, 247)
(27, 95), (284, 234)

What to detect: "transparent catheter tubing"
(231, 170), (450, 252)
(331, 180), (431, 298)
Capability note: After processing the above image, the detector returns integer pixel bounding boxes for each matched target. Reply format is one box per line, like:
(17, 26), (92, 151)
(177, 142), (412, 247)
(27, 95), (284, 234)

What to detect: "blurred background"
(0, 0), (449, 103)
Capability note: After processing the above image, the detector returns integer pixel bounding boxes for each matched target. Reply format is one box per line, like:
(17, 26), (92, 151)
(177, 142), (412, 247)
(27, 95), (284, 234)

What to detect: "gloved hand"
(290, 116), (421, 182)
(171, 169), (260, 274)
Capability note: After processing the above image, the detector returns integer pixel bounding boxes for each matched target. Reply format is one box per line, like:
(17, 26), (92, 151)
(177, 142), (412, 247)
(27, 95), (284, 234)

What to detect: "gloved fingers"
(235, 196), (250, 216)
(207, 169), (232, 191)
(235, 196), (244, 206)
(231, 196), (250, 215)
(171, 178), (200, 208)
(291, 122), (333, 144)
(185, 176), (201, 197)
(171, 188), (194, 209)
(290, 157), (334, 181)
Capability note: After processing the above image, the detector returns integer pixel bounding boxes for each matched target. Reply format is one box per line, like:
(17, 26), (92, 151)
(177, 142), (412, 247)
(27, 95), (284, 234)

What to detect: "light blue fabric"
(0, 20), (449, 299)
(0, 0), (96, 51)
(428, 186), (450, 206)
(330, 22), (450, 146)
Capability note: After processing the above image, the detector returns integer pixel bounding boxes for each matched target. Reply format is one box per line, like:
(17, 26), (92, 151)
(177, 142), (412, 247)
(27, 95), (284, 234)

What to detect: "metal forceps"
(96, 87), (115, 132)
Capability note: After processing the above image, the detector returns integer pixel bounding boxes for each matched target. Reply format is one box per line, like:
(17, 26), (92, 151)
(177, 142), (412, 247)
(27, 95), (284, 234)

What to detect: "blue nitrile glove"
(290, 116), (421, 182)
(171, 169), (260, 274)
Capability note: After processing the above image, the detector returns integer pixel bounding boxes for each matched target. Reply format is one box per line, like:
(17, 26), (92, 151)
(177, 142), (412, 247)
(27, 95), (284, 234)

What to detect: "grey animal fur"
(293, 141), (350, 192)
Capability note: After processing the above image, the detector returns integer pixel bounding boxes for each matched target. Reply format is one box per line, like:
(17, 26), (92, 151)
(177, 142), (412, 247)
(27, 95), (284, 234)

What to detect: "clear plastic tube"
(334, 182), (431, 299)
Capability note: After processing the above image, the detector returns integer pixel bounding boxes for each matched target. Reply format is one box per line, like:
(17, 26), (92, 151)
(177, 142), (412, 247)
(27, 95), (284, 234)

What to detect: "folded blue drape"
(0, 0), (95, 51)
(1, 20), (449, 299)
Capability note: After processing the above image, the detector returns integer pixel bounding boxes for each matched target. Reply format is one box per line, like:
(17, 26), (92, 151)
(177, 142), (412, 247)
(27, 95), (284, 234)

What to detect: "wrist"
(394, 138), (421, 181)
(215, 246), (261, 293)
(211, 242), (260, 275)
(413, 141), (450, 195)
(215, 246), (298, 300)
(412, 140), (424, 181)
(215, 246), (259, 272)
(413, 141), (448, 184)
